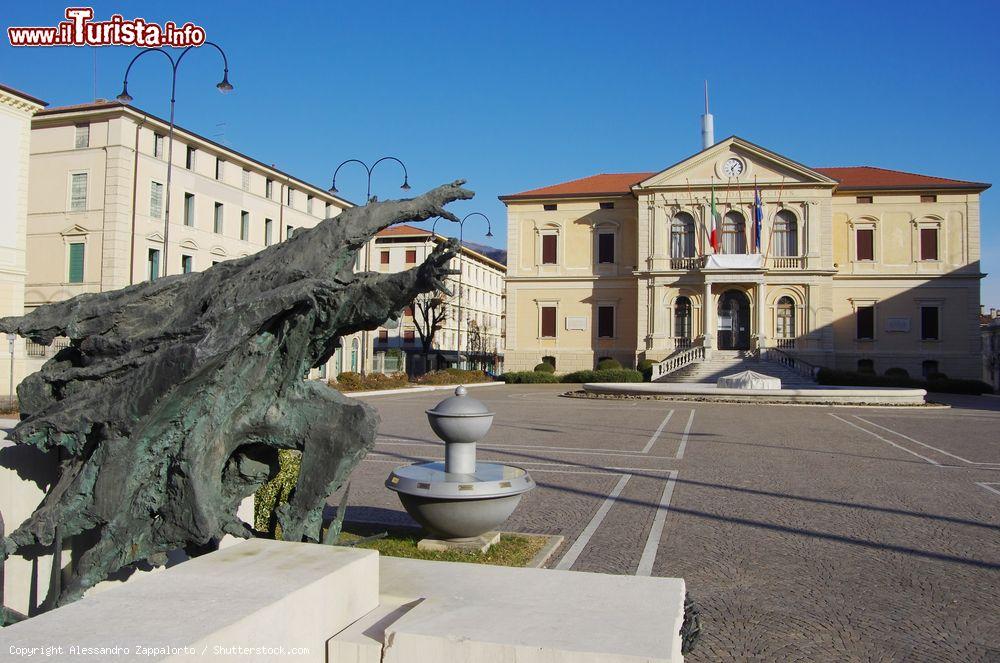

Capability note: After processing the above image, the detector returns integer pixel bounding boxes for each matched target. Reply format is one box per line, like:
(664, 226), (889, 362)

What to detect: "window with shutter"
(856, 229), (874, 261)
(286, 225), (294, 239)
(242, 169), (250, 191)
(181, 255), (193, 274)
(186, 146), (196, 169)
(597, 306), (615, 338)
(74, 124), (89, 149)
(403, 330), (415, 343)
(921, 306), (939, 340)
(378, 330), (388, 342)
(598, 233), (615, 264)
(541, 235), (557, 264)
(215, 159), (224, 181)
(856, 305), (875, 340)
(68, 243), (85, 283)
(920, 228), (938, 261)
(154, 133), (164, 158)
(150, 181), (163, 218)
(540, 306), (556, 337)
(405, 250), (417, 264)
(184, 193), (195, 226)
(148, 248), (160, 281)
(214, 203), (224, 234)
(240, 211), (249, 240)
(265, 219), (273, 246)
(70, 173), (88, 211)
(381, 250), (390, 265)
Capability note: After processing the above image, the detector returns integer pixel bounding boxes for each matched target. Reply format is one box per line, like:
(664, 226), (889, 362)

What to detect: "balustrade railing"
(669, 257), (701, 270)
(762, 346), (819, 380)
(651, 342), (705, 381)
(672, 336), (693, 350)
(768, 256), (805, 270)
(775, 338), (796, 350)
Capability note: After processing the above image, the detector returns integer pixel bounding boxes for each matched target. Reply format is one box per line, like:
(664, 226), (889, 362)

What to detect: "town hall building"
(500, 136), (989, 379)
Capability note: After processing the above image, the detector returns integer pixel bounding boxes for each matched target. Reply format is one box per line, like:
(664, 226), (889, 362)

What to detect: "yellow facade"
(502, 137), (988, 379)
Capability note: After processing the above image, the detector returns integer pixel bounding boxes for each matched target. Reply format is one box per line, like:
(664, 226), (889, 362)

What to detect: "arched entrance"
(717, 289), (750, 350)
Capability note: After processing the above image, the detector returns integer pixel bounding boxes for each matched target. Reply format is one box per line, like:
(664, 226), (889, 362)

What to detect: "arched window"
(670, 212), (695, 258)
(776, 296), (795, 338)
(350, 337), (359, 372)
(674, 297), (692, 339)
(773, 210), (798, 257)
(722, 211), (746, 254)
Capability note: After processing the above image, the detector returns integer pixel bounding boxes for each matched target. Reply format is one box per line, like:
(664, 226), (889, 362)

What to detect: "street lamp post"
(329, 157), (410, 203)
(116, 42), (233, 279)
(431, 212), (493, 369)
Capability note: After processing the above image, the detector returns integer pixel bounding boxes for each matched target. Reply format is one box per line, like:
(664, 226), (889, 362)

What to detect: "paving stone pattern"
(333, 385), (1000, 662)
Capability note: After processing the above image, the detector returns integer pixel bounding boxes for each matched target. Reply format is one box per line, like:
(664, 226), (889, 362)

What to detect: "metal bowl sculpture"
(387, 386), (534, 540)
(0, 181), (474, 606)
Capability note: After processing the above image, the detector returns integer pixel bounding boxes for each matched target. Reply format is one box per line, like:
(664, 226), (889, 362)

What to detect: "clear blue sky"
(3, 1), (999, 307)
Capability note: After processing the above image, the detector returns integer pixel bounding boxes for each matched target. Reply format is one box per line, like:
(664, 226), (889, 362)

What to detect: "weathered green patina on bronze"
(0, 181), (473, 605)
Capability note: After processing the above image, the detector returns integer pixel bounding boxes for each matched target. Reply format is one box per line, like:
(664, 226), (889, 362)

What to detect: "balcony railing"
(25, 337), (70, 359)
(672, 336), (694, 350)
(768, 256), (805, 269)
(775, 337), (796, 350)
(668, 256), (702, 270)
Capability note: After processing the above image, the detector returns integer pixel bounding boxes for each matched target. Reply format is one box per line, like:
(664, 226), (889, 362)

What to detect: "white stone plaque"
(885, 317), (910, 332)
(565, 316), (587, 331)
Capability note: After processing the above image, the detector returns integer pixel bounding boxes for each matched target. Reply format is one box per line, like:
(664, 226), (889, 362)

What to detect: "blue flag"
(753, 187), (764, 253)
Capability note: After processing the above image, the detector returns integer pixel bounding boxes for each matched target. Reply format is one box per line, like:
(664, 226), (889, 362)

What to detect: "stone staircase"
(654, 350), (816, 386)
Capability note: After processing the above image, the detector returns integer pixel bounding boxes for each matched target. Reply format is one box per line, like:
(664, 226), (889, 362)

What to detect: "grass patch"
(336, 524), (547, 567)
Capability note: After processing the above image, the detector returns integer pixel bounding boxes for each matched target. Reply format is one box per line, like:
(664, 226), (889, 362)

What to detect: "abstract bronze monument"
(0, 181), (473, 606)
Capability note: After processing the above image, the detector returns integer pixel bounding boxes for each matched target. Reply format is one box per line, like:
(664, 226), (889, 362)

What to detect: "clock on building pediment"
(719, 157), (745, 179)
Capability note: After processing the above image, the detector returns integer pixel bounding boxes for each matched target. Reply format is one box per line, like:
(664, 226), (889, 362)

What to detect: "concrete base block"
(417, 530), (500, 553)
(0, 539), (378, 662)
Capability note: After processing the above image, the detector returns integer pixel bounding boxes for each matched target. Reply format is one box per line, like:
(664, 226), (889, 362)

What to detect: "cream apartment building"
(0, 84), (47, 402)
(367, 224), (506, 373)
(23, 99), (376, 378)
(501, 136), (988, 379)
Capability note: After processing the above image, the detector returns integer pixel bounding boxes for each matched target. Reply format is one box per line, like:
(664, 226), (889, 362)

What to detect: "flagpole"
(762, 176), (786, 262)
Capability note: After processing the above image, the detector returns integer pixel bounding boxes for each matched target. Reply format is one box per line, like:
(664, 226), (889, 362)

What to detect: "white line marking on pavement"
(674, 410), (696, 459)
(641, 410), (675, 454)
(828, 414), (942, 466)
(635, 470), (679, 576)
(554, 473), (632, 571)
(375, 438), (681, 459)
(975, 482), (1000, 497)
(363, 455), (674, 474)
(853, 416), (1000, 466)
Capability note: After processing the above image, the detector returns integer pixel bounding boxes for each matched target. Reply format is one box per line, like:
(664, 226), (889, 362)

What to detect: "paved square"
(337, 385), (1000, 661)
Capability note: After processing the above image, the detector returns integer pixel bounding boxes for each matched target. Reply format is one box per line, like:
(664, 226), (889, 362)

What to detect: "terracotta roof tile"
(813, 166), (988, 191)
(500, 172), (655, 200)
(376, 224), (432, 237)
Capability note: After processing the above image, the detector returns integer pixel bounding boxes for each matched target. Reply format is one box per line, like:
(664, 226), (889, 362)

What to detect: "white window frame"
(850, 298), (878, 342)
(535, 299), (559, 339)
(153, 132), (165, 159)
(914, 218), (943, 263)
(68, 171), (89, 212)
(150, 180), (164, 219)
(242, 169), (251, 191)
(74, 124), (90, 149)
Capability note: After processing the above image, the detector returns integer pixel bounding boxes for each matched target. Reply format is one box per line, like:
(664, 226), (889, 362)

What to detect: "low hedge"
(330, 371), (410, 392)
(637, 359), (656, 382)
(596, 358), (623, 371)
(502, 371), (561, 384)
(417, 369), (492, 385)
(816, 368), (993, 395)
(561, 368), (644, 384)
(533, 362), (556, 373)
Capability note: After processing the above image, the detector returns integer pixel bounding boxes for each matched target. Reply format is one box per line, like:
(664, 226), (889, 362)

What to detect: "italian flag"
(709, 178), (719, 252)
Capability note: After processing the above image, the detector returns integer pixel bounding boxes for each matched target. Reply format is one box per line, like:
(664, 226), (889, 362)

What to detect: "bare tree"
(412, 293), (448, 374)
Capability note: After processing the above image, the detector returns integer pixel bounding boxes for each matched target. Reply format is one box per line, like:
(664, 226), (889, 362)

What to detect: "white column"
(756, 281), (768, 351)
(703, 281), (714, 350)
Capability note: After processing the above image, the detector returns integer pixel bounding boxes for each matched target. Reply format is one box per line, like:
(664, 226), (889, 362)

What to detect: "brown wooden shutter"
(920, 228), (938, 260)
(542, 235), (557, 264)
(541, 307), (556, 337)
(380, 250), (390, 264)
(403, 330), (415, 342)
(405, 249), (417, 264)
(598, 306), (615, 338)
(856, 229), (874, 261)
(378, 330), (388, 342)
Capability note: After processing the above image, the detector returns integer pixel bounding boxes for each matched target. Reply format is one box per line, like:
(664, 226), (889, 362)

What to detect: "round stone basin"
(386, 461), (535, 539)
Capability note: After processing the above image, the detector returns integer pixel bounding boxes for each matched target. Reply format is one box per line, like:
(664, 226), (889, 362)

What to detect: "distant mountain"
(462, 240), (507, 265)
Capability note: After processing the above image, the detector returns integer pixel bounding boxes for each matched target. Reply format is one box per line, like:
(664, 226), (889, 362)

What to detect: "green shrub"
(417, 369), (492, 385)
(815, 368), (993, 395)
(637, 359), (656, 382)
(330, 371), (409, 392)
(885, 367), (910, 379)
(502, 371), (560, 384)
(927, 372), (948, 381)
(561, 368), (644, 383)
(254, 449), (301, 536)
(533, 362), (556, 373)
(596, 358), (623, 371)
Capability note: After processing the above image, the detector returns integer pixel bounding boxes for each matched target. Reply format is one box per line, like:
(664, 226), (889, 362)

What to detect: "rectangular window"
(599, 201), (614, 210)
(242, 169), (250, 191)
(266, 179), (274, 199)
(307, 195), (313, 214)
(598, 233), (615, 264)
(70, 172), (88, 211)
(287, 188), (294, 206)
(181, 255), (193, 274)
(378, 329), (388, 342)
(920, 194), (937, 203)
(541, 235), (557, 264)
(543, 203), (557, 211)
(405, 249), (417, 264)
(597, 306), (615, 338)
(153, 132), (164, 158)
(856, 228), (874, 261)
(149, 181), (164, 218)
(240, 211), (249, 241)
(920, 227), (938, 261)
(264, 219), (273, 246)
(216, 158), (225, 181)
(856, 305), (875, 340)
(540, 306), (557, 338)
(184, 193), (195, 226)
(68, 242), (85, 283)
(186, 146), (196, 170)
(214, 202), (224, 234)
(380, 250), (390, 265)
(148, 248), (160, 281)
(856, 195), (873, 204)
(921, 306), (939, 340)
(286, 225), (294, 239)
(325, 203), (333, 217)
(403, 330), (415, 343)
(74, 124), (89, 149)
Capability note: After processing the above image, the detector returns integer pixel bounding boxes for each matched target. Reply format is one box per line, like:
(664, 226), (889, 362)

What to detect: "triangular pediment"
(60, 224), (89, 237)
(146, 232), (165, 243)
(636, 136), (837, 190)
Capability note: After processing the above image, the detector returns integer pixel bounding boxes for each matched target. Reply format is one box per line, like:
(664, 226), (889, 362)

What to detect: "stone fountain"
(386, 386), (534, 550)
